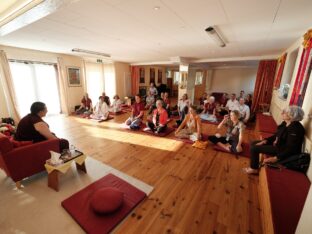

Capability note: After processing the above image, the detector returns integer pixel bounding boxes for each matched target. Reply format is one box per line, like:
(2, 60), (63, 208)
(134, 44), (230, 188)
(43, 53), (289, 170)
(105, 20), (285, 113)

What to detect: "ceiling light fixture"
(205, 26), (226, 47)
(154, 6), (160, 10)
(71, 48), (111, 57)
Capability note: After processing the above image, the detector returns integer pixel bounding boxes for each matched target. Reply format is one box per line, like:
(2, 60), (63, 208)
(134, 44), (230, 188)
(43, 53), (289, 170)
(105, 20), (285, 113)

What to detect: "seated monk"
(76, 93), (92, 114)
(144, 100), (168, 134)
(90, 96), (109, 120)
(175, 105), (202, 142)
(15, 102), (69, 151)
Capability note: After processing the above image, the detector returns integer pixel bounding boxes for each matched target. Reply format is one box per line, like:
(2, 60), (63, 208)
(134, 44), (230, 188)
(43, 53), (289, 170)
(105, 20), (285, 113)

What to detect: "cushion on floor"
(62, 173), (146, 234)
(90, 187), (124, 214)
(213, 142), (250, 158)
(142, 127), (175, 137)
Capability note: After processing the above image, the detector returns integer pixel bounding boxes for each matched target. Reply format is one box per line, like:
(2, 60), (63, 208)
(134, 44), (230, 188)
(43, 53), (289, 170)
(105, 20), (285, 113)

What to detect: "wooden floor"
(47, 113), (263, 234)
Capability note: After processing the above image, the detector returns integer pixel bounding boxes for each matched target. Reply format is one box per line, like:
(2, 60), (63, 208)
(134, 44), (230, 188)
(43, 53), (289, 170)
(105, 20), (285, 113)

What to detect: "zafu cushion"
(90, 187), (124, 214)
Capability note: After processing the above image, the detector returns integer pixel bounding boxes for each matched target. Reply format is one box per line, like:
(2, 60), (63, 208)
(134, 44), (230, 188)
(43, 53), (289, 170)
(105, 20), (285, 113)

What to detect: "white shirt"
(226, 99), (239, 111)
(237, 104), (250, 122)
(146, 95), (155, 106)
(112, 99), (122, 112)
(94, 102), (109, 117)
(149, 87), (158, 96)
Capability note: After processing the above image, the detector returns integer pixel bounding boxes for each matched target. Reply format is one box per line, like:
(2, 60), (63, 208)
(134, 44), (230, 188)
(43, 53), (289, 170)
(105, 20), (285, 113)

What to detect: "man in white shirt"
(226, 93), (239, 111)
(237, 98), (250, 123)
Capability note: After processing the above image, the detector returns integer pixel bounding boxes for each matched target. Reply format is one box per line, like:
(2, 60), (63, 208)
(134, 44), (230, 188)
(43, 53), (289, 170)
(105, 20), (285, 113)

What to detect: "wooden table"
(44, 154), (87, 191)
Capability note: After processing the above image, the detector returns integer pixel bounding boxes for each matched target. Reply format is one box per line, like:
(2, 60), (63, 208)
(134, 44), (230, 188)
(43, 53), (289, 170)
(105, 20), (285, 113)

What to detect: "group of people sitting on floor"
(9, 79), (306, 179)
(75, 92), (122, 121)
(198, 91), (252, 124)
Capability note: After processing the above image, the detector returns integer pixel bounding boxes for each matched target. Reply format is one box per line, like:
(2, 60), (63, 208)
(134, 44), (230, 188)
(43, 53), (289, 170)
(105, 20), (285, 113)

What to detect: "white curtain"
(57, 57), (70, 114)
(0, 50), (20, 122)
(104, 63), (116, 100)
(85, 62), (105, 103)
(9, 62), (61, 117)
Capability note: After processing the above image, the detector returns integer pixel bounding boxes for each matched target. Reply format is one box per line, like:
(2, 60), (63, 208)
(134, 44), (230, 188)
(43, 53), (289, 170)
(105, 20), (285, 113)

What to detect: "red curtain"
(251, 60), (278, 113)
(131, 66), (139, 96)
(273, 53), (287, 88)
(289, 36), (312, 106)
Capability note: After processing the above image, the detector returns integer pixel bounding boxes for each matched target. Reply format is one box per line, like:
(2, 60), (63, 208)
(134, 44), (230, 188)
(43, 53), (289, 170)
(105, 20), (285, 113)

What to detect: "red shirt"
(132, 102), (145, 118)
(204, 102), (216, 114)
(15, 114), (47, 142)
(82, 98), (92, 109)
(153, 108), (168, 126)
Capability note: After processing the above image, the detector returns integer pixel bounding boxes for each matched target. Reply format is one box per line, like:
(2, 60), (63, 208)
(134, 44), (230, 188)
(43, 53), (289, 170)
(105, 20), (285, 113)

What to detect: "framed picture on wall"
(150, 68), (155, 84)
(158, 70), (162, 83)
(139, 68), (145, 83)
(67, 67), (81, 87)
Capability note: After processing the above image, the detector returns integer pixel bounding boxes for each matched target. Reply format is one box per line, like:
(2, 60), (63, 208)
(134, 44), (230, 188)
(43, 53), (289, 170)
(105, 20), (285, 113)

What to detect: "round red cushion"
(90, 187), (124, 214)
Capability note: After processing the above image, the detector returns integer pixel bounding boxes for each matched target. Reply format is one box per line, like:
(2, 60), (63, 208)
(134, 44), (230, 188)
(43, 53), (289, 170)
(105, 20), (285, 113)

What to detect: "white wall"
(209, 67), (257, 95)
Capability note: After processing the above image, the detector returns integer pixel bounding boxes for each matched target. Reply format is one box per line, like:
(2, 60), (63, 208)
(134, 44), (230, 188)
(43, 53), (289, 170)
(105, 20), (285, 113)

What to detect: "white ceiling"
(0, 0), (311, 64)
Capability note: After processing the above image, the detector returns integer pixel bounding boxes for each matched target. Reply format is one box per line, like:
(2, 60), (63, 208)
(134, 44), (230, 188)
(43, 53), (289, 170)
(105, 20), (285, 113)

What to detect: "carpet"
(257, 113), (277, 133)
(0, 157), (153, 234)
(62, 173), (147, 234)
(213, 142), (251, 158)
(141, 126), (175, 137)
(172, 134), (209, 144)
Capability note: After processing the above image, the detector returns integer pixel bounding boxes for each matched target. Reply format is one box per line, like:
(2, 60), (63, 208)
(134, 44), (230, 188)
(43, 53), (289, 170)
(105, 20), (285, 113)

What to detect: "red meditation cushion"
(90, 187), (124, 214)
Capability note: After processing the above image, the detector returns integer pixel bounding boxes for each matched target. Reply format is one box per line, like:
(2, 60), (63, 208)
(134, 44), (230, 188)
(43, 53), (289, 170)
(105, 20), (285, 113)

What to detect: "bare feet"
(242, 167), (259, 175)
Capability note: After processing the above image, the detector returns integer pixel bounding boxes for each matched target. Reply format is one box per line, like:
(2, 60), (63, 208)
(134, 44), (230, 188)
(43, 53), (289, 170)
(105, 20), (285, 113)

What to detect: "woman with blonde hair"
(208, 110), (244, 153)
(175, 105), (202, 142)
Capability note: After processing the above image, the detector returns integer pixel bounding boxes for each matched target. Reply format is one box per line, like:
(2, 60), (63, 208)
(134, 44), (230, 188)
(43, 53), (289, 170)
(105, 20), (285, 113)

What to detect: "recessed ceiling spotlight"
(154, 6), (160, 10)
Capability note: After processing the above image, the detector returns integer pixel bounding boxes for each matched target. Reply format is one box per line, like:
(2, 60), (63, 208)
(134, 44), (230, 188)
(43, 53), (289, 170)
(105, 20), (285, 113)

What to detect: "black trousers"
(250, 140), (278, 169)
(176, 106), (189, 126)
(147, 122), (167, 133)
(208, 135), (238, 153)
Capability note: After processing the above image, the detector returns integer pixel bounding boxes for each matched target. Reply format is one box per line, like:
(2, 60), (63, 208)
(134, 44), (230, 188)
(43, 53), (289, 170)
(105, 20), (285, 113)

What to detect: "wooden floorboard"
(46, 114), (263, 234)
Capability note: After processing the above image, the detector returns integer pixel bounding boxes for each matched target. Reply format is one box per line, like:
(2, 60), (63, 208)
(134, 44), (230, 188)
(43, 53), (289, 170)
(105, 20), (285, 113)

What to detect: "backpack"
(276, 153), (311, 174)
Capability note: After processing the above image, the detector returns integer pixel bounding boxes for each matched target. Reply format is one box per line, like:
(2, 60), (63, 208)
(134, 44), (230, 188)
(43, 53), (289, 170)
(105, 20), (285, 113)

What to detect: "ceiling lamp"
(205, 26), (226, 47)
(71, 48), (111, 57)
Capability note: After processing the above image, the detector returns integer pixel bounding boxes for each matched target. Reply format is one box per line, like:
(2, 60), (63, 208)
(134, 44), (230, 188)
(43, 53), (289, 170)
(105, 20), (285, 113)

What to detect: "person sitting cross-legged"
(144, 100), (168, 134)
(208, 110), (244, 153)
(199, 96), (217, 122)
(237, 98), (250, 123)
(125, 94), (145, 130)
(90, 96), (109, 120)
(175, 105), (202, 142)
(243, 106), (305, 175)
(76, 93), (92, 114)
(110, 94), (122, 113)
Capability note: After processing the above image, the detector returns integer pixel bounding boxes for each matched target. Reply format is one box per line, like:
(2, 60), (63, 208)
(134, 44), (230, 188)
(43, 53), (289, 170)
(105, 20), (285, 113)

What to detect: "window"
(157, 70), (162, 83)
(9, 61), (61, 117)
(195, 71), (203, 85)
(150, 68), (155, 84)
(85, 62), (104, 104)
(173, 71), (180, 84)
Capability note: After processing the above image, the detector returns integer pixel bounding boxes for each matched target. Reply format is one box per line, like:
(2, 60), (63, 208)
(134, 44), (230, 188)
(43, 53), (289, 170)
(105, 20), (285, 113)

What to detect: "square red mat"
(62, 173), (146, 234)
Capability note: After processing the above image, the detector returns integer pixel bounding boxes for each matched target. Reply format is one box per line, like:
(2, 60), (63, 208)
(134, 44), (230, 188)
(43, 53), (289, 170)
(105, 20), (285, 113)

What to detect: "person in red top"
(125, 94), (145, 130)
(76, 93), (92, 114)
(15, 102), (69, 151)
(144, 100), (168, 134)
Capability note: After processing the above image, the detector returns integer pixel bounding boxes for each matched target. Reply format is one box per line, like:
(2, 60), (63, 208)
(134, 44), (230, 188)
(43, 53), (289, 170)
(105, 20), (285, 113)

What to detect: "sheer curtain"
(0, 51), (20, 122)
(104, 63), (116, 99)
(57, 57), (70, 114)
(9, 61), (61, 117)
(85, 62), (105, 104)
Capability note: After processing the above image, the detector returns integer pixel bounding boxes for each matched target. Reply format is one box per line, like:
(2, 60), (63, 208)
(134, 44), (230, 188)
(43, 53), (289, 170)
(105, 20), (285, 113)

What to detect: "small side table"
(44, 154), (87, 191)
